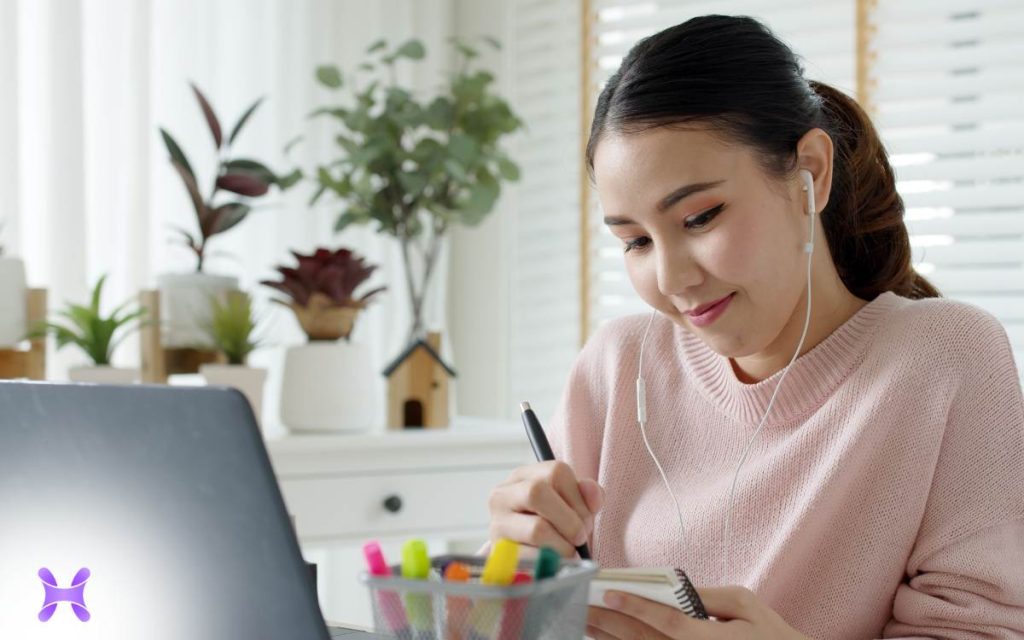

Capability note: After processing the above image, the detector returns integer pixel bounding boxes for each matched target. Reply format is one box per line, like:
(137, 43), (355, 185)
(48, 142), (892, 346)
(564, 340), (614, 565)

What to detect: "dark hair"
(586, 15), (939, 300)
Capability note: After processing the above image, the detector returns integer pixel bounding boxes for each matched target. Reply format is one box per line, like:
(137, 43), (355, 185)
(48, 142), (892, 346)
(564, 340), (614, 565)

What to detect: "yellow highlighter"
(468, 539), (520, 640)
(401, 539), (436, 640)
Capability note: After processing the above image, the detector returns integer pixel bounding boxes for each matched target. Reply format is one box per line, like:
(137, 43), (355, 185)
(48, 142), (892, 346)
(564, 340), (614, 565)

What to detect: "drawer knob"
(382, 494), (403, 514)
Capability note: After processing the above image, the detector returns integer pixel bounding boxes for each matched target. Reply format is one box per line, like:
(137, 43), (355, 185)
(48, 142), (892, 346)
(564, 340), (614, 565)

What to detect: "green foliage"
(292, 36), (523, 340)
(300, 36), (523, 238)
(159, 84), (284, 272)
(29, 275), (147, 366)
(204, 290), (262, 366)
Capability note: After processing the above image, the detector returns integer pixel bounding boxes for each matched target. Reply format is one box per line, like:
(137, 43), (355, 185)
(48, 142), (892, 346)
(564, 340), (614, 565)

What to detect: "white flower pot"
(156, 272), (239, 349)
(280, 341), (376, 433)
(68, 366), (140, 384)
(200, 364), (268, 426)
(0, 256), (27, 348)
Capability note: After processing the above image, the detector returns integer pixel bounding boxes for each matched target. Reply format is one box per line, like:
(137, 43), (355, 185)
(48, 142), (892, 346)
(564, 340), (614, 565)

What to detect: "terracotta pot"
(285, 293), (363, 341)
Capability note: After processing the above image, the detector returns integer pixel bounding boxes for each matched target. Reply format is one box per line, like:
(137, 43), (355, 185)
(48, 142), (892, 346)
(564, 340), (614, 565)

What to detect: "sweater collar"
(677, 291), (904, 427)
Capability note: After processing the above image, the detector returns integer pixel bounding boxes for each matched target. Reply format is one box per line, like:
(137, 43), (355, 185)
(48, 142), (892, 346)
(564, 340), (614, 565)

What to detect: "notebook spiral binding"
(673, 569), (709, 619)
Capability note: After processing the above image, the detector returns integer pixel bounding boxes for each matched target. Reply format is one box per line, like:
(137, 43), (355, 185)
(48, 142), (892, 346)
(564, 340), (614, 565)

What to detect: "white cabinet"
(266, 427), (533, 544)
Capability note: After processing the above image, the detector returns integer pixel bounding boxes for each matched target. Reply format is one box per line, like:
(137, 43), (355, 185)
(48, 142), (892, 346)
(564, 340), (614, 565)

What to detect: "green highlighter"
(518, 546), (563, 638)
(401, 539), (436, 640)
(534, 546), (561, 580)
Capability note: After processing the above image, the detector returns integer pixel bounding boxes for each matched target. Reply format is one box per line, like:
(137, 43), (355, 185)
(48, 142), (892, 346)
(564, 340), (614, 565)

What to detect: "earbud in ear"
(799, 169), (815, 254)
(799, 169), (815, 216)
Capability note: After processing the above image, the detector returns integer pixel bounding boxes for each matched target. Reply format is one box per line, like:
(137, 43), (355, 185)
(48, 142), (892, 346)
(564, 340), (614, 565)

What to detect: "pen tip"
(519, 401), (531, 412)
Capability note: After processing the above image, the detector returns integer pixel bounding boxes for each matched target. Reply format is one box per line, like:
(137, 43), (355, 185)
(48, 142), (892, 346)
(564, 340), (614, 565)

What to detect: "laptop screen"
(0, 382), (329, 640)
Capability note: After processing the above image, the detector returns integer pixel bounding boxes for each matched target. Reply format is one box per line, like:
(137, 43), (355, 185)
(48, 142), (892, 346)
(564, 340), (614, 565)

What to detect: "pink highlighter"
(363, 541), (412, 639)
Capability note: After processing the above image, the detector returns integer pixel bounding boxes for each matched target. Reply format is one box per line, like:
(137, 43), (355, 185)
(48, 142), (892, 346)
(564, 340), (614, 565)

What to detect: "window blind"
(869, 0), (1024, 374)
(587, 0), (858, 330)
(507, 0), (584, 419)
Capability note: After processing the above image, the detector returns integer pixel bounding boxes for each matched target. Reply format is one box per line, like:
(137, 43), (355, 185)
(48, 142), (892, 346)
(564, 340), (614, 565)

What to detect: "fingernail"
(604, 592), (623, 609)
(574, 531), (588, 546)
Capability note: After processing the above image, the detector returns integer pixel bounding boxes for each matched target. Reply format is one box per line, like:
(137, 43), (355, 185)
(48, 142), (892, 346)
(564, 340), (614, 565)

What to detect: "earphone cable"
(637, 310), (688, 550)
(722, 185), (816, 583)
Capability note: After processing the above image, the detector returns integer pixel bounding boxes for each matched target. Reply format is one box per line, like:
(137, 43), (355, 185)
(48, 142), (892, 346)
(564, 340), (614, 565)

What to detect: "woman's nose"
(656, 245), (702, 296)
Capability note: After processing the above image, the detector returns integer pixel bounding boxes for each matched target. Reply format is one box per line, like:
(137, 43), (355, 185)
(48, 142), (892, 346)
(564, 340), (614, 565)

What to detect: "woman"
(487, 15), (1024, 639)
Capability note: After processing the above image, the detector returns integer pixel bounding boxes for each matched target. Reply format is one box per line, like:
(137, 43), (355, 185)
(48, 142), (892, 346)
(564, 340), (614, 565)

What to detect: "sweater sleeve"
(881, 311), (1024, 639)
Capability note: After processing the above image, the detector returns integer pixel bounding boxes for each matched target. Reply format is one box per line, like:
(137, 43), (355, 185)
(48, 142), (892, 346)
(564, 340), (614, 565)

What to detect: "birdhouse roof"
(381, 338), (458, 378)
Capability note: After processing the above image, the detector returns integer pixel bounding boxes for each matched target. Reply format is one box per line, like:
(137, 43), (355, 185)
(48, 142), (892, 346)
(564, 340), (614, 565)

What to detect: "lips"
(687, 294), (734, 317)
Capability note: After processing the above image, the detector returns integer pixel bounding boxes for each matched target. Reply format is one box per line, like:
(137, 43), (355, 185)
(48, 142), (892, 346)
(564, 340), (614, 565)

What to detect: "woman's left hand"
(586, 586), (812, 639)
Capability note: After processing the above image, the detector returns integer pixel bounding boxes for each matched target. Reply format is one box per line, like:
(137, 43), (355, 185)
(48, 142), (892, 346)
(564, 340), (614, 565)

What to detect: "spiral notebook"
(588, 567), (709, 619)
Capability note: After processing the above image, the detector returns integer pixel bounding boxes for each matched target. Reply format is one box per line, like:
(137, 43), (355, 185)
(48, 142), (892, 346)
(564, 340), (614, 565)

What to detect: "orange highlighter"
(442, 562), (472, 639)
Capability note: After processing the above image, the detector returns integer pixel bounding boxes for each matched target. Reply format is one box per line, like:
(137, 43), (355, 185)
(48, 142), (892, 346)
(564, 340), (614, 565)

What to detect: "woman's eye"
(623, 236), (651, 253)
(685, 204), (725, 230)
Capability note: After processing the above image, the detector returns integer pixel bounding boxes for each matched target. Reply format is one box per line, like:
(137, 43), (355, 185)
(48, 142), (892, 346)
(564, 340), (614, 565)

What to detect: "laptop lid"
(0, 381), (330, 640)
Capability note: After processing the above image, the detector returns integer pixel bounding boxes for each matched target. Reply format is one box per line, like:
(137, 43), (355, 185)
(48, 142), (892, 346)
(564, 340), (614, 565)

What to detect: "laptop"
(0, 381), (383, 639)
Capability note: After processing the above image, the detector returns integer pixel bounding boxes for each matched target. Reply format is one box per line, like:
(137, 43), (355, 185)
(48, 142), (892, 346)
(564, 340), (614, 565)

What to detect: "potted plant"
(0, 219), (28, 348)
(199, 290), (268, 426)
(262, 247), (385, 432)
(261, 248), (386, 341)
(294, 37), (523, 345)
(157, 82), (300, 349)
(31, 275), (147, 383)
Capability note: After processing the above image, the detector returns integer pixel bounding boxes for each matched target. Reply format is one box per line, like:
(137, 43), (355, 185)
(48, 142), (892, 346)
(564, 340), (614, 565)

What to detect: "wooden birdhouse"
(382, 331), (457, 430)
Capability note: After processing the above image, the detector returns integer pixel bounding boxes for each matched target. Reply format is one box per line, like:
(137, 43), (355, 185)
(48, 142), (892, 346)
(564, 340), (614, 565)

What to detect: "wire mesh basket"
(360, 553), (598, 639)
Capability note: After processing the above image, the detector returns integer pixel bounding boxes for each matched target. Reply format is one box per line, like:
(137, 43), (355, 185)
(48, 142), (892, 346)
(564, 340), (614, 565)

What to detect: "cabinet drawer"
(279, 467), (511, 542)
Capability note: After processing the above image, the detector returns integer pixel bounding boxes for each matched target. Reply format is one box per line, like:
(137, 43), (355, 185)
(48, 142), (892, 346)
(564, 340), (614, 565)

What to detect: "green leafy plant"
(30, 275), (147, 366)
(297, 36), (524, 340)
(159, 83), (301, 272)
(204, 290), (262, 365)
(261, 248), (385, 341)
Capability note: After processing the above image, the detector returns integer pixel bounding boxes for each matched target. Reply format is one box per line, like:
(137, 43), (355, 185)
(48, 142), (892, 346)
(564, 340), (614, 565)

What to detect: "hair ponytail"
(810, 81), (939, 299)
(586, 15), (940, 301)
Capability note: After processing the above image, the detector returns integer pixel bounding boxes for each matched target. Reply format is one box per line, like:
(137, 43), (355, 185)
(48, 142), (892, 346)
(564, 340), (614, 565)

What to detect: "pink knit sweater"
(549, 292), (1024, 639)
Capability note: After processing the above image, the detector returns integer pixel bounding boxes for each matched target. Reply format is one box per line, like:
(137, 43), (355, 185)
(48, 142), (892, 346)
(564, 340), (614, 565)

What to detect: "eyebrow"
(603, 179), (726, 226)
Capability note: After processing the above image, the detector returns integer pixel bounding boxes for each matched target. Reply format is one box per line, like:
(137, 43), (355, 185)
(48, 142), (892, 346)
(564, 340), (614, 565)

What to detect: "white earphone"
(636, 168), (816, 584)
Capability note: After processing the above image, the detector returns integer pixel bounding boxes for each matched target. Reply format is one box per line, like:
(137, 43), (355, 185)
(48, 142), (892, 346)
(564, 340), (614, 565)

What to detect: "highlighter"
(496, 571), (532, 640)
(362, 541), (412, 639)
(401, 539), (437, 640)
(443, 561), (472, 640)
(521, 546), (563, 638)
(534, 546), (561, 580)
(468, 538), (520, 640)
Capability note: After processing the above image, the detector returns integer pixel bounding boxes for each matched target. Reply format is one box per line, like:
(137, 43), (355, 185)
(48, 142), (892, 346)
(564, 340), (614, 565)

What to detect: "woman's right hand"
(487, 461), (605, 558)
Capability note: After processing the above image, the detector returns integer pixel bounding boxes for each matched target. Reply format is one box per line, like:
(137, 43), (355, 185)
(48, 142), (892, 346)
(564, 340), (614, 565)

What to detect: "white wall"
(447, 0), (516, 420)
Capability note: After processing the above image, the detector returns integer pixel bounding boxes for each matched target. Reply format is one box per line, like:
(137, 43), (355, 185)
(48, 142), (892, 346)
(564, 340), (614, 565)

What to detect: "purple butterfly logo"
(38, 567), (91, 622)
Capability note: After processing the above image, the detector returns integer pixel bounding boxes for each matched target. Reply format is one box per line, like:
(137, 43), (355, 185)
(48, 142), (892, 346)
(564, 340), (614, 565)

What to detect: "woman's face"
(592, 126), (813, 359)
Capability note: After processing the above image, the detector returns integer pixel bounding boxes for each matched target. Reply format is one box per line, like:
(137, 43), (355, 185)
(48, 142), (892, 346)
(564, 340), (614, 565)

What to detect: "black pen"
(519, 401), (592, 560)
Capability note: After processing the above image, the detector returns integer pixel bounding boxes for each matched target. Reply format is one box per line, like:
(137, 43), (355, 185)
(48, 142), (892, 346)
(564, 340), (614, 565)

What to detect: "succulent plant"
(203, 290), (263, 366)
(159, 83), (301, 272)
(29, 275), (148, 366)
(261, 248), (385, 341)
